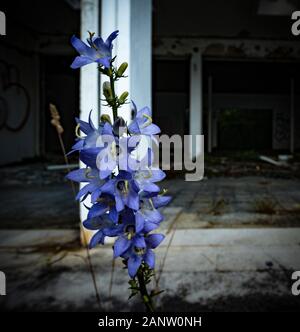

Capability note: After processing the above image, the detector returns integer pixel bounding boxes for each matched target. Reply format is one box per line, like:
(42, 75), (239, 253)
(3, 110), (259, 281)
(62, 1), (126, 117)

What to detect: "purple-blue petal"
(88, 202), (108, 218)
(75, 183), (94, 200)
(144, 249), (155, 269)
(146, 233), (165, 249)
(133, 235), (146, 248)
(70, 56), (94, 69)
(75, 118), (93, 135)
(135, 212), (145, 233)
(89, 230), (105, 248)
(142, 182), (160, 193)
(97, 57), (111, 68)
(71, 35), (94, 57)
(83, 217), (103, 230)
(105, 30), (119, 48)
(127, 255), (142, 278)
(66, 168), (88, 183)
(152, 196), (172, 208)
(91, 187), (102, 203)
(80, 148), (101, 169)
(127, 191), (139, 210)
(143, 220), (160, 233)
(114, 236), (131, 257)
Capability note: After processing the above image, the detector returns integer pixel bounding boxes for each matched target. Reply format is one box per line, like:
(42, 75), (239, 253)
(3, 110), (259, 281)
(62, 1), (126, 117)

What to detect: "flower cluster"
(67, 31), (171, 280)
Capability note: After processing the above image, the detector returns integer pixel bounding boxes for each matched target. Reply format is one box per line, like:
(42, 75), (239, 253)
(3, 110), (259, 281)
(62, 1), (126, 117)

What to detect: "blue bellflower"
(70, 30), (119, 69)
(67, 30), (171, 280)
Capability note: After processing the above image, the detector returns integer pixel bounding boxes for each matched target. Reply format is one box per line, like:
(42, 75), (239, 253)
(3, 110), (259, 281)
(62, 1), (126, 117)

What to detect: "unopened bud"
(100, 114), (112, 124)
(113, 116), (127, 136)
(118, 91), (129, 104)
(103, 81), (112, 100)
(116, 62), (128, 77)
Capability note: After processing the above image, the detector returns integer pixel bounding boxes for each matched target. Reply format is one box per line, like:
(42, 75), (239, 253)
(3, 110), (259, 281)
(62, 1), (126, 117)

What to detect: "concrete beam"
(154, 37), (300, 60)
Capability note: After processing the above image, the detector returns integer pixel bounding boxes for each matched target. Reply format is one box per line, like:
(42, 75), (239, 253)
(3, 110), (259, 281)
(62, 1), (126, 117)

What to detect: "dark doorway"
(153, 58), (190, 137)
(218, 108), (273, 150)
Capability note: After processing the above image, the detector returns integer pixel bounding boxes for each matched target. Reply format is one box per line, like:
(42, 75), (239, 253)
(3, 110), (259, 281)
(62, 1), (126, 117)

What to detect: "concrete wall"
(153, 0), (296, 39)
(0, 29), (39, 165)
(0, 0), (79, 165)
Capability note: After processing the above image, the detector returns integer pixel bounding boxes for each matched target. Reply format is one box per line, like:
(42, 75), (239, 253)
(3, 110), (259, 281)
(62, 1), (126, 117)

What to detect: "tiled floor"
(1, 165), (300, 229)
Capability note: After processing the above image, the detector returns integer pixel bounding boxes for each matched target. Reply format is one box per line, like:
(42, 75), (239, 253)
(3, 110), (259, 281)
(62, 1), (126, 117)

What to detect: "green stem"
(137, 268), (155, 312)
(109, 70), (118, 121)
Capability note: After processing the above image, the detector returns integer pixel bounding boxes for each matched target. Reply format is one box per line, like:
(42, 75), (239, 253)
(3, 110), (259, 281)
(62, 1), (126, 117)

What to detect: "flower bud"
(118, 91), (129, 105)
(100, 114), (112, 124)
(103, 81), (112, 100)
(113, 116), (127, 136)
(116, 62), (128, 77)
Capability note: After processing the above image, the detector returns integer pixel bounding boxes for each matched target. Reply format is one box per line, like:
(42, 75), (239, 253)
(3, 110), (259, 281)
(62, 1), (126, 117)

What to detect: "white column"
(189, 52), (203, 159)
(208, 75), (213, 153)
(130, 0), (152, 111)
(79, 0), (99, 234)
(101, 0), (152, 122)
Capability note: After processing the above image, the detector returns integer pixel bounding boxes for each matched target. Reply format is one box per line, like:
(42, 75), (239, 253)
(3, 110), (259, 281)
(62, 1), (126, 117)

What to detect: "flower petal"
(152, 196), (172, 209)
(71, 35), (94, 57)
(66, 168), (88, 182)
(89, 230), (105, 248)
(88, 202), (107, 218)
(146, 233), (165, 249)
(91, 187), (102, 203)
(71, 56), (94, 69)
(83, 217), (103, 230)
(75, 183), (94, 200)
(127, 191), (139, 210)
(143, 220), (160, 233)
(133, 235), (146, 248)
(149, 169), (166, 182)
(105, 30), (119, 48)
(142, 124), (161, 135)
(142, 182), (160, 193)
(80, 148), (101, 169)
(114, 236), (131, 257)
(144, 249), (155, 269)
(127, 255), (142, 278)
(135, 211), (145, 233)
(97, 56), (111, 68)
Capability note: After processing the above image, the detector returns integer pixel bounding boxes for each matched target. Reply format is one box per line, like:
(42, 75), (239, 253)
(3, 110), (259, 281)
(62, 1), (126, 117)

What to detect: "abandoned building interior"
(0, 0), (299, 165)
(0, 0), (300, 312)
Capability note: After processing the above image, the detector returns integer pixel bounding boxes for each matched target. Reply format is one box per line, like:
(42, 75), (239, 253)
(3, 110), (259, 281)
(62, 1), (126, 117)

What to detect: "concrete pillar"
(101, 0), (152, 121)
(189, 52), (203, 159)
(208, 75), (213, 153)
(79, 0), (152, 242)
(79, 0), (99, 243)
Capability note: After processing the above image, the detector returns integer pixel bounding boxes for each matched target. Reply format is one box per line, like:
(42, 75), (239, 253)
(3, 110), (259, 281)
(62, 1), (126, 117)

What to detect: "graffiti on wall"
(0, 60), (30, 132)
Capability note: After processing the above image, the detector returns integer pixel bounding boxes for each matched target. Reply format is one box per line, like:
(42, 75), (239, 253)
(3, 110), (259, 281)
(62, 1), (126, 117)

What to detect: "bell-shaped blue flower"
(70, 30), (119, 69)
(121, 233), (165, 278)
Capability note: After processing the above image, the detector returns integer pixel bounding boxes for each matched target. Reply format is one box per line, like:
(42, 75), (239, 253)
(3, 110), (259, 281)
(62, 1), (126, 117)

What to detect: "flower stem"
(137, 268), (155, 312)
(109, 70), (118, 121)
